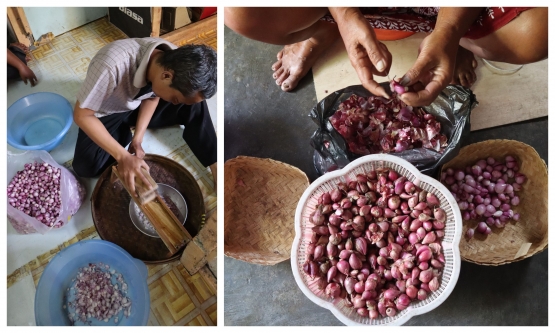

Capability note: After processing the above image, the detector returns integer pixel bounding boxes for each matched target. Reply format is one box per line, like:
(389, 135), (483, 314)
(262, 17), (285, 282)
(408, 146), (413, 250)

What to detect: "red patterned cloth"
(321, 7), (533, 39)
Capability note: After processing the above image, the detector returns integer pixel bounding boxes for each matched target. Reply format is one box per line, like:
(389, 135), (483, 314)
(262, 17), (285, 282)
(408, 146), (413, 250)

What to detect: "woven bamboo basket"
(440, 140), (548, 265)
(224, 156), (310, 265)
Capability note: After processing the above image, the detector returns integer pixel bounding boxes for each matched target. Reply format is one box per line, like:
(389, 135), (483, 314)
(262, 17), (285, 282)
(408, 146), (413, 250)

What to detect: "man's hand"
(128, 139), (146, 159)
(330, 8), (392, 98)
(209, 162), (217, 191)
(116, 152), (152, 197)
(19, 65), (38, 86)
(8, 48), (38, 86)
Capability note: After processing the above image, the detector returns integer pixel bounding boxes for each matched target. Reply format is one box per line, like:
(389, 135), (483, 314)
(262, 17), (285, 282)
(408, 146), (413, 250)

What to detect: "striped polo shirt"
(77, 37), (176, 118)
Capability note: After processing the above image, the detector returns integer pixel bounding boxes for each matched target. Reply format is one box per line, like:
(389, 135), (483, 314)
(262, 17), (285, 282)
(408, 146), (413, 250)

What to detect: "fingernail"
(376, 60), (386, 72)
(399, 76), (410, 86)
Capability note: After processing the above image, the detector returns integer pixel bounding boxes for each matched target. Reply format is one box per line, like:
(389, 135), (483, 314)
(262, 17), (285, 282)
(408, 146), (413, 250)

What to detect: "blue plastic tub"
(34, 240), (150, 326)
(7, 92), (73, 151)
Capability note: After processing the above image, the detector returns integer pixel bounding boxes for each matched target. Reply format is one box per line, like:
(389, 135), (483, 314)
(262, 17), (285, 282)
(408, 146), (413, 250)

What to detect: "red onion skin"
(337, 260), (350, 275)
(383, 288), (401, 300)
(418, 268), (433, 283)
(466, 228), (475, 239)
(357, 308), (369, 317)
(476, 222), (488, 234)
(406, 285), (418, 299)
(386, 307), (397, 317)
(369, 309), (379, 319)
(326, 283), (342, 298)
(417, 289), (428, 301)
(349, 253), (363, 270)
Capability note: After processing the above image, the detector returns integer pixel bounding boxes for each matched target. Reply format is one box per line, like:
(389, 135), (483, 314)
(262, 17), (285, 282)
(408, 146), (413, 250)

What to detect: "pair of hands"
(117, 139), (151, 196)
(336, 9), (458, 106)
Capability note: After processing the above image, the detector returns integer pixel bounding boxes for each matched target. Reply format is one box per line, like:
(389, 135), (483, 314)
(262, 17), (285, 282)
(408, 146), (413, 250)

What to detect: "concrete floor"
(223, 26), (548, 326)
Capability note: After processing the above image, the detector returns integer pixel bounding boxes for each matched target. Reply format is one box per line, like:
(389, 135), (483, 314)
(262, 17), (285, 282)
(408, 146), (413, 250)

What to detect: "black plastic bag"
(310, 83), (478, 176)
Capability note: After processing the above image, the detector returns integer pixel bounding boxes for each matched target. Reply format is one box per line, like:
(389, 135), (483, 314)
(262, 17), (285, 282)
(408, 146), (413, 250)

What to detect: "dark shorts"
(72, 99), (217, 178)
(7, 45), (27, 80)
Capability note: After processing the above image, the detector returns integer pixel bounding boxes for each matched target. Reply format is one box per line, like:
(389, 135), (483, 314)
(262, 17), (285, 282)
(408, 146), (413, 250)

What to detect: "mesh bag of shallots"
(310, 83), (477, 176)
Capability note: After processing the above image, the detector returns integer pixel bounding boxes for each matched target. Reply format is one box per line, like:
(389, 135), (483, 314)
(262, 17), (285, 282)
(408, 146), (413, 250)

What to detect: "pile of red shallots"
(303, 168), (447, 320)
(66, 263), (132, 325)
(441, 156), (526, 239)
(329, 89), (448, 156)
(7, 162), (62, 227)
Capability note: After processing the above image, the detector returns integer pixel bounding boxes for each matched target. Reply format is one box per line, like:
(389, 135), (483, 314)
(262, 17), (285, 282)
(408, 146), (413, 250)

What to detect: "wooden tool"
(111, 166), (192, 255)
(111, 166), (158, 205)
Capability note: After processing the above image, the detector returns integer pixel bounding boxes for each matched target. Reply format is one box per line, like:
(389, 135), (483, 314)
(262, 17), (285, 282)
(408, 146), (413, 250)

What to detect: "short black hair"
(156, 44), (217, 99)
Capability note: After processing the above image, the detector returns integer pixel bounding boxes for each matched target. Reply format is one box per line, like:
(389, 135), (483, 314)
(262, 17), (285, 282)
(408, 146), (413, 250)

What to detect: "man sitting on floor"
(72, 38), (217, 194)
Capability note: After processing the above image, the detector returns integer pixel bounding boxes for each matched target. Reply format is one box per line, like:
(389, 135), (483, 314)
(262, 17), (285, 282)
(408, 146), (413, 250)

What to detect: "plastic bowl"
(291, 154), (462, 325)
(35, 240), (150, 326)
(129, 183), (188, 238)
(7, 92), (73, 151)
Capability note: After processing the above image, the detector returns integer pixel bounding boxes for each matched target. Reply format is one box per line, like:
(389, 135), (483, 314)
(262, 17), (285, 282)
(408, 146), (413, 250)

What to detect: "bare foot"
(451, 46), (478, 88)
(271, 22), (339, 92)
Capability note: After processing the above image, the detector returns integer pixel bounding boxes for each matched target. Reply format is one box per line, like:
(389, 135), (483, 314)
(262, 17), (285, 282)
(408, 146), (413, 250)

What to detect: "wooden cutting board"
(312, 32), (547, 131)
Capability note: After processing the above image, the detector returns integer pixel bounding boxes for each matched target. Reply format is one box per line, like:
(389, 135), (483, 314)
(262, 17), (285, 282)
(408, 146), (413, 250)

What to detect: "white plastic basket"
(291, 154), (462, 325)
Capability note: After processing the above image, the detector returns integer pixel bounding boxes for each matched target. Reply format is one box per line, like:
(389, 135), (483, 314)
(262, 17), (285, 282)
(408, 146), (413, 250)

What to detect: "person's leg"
(225, 7), (329, 45)
(225, 7), (340, 92)
(124, 100), (217, 167)
(72, 112), (133, 177)
(7, 45), (28, 80)
(460, 7), (548, 64)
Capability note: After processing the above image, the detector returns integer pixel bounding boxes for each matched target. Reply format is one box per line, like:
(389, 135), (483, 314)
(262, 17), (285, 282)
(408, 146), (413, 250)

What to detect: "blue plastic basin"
(34, 240), (150, 326)
(7, 92), (73, 151)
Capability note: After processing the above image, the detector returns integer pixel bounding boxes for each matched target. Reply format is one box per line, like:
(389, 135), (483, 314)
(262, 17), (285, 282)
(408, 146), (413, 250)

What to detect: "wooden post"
(161, 14), (216, 47)
(7, 7), (34, 47)
(180, 208), (217, 275)
(151, 7), (162, 37)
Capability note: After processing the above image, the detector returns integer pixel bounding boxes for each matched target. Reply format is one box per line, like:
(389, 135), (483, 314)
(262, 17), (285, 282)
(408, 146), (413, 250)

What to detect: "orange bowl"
(374, 29), (415, 41)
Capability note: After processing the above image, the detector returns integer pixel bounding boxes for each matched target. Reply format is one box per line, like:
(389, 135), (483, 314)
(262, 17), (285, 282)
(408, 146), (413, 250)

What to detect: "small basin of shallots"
(291, 154), (462, 325)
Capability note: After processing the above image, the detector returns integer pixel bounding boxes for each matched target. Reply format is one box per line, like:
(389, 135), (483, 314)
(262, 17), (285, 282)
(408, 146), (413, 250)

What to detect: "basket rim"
(291, 154), (462, 325)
